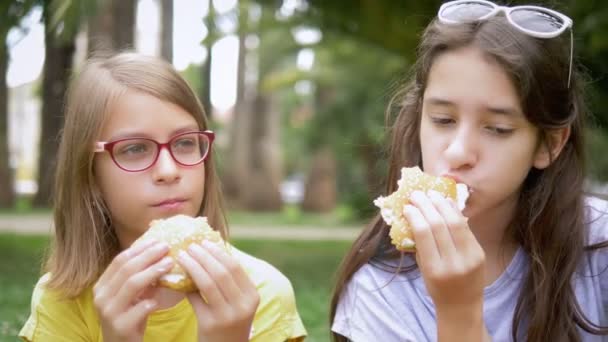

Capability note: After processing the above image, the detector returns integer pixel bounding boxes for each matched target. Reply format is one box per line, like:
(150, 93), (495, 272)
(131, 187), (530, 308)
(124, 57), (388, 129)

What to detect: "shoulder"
(19, 273), (98, 341)
(230, 247), (307, 341)
(231, 246), (296, 301)
(333, 261), (420, 342)
(584, 196), (608, 245)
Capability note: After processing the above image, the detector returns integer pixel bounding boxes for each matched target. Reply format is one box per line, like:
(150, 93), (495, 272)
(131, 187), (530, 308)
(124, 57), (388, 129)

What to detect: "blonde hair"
(44, 52), (229, 298)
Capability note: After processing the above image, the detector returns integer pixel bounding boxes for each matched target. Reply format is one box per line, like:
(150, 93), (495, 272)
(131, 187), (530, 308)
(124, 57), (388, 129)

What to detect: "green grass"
(228, 205), (362, 227)
(0, 234), (48, 340)
(0, 233), (350, 342)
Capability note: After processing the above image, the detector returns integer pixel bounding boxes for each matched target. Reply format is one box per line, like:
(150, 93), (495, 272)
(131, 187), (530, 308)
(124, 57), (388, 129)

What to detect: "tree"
(33, 0), (77, 207)
(87, 0), (136, 54)
(199, 1), (217, 118)
(221, 0), (251, 203)
(160, 0), (173, 62)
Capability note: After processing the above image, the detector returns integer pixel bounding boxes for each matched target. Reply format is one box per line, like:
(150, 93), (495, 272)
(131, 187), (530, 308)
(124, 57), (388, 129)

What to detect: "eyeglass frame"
(437, 0), (573, 87)
(94, 130), (215, 172)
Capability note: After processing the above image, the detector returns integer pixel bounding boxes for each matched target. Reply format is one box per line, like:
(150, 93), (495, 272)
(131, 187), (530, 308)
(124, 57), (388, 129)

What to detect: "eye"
(172, 136), (198, 152)
(486, 126), (515, 136)
(117, 142), (149, 155)
(430, 116), (455, 126)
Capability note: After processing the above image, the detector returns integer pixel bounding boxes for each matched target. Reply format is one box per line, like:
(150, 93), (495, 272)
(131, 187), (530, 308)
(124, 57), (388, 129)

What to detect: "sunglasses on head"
(438, 0), (573, 87)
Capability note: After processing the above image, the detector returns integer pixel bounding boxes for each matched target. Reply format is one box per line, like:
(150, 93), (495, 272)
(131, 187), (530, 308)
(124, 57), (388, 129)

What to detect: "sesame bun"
(373, 167), (468, 252)
(135, 215), (226, 292)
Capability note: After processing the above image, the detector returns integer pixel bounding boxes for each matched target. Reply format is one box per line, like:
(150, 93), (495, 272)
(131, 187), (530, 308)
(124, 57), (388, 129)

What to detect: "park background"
(1, 0), (608, 341)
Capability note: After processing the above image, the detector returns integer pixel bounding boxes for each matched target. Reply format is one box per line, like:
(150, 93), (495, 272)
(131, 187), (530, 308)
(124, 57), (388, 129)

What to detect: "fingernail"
(403, 204), (416, 215)
(130, 239), (157, 253)
(157, 257), (173, 272)
(410, 190), (424, 200)
(178, 250), (190, 262)
(154, 242), (170, 253)
(188, 243), (204, 255)
(159, 256), (173, 267)
(201, 240), (218, 251)
(427, 190), (443, 200)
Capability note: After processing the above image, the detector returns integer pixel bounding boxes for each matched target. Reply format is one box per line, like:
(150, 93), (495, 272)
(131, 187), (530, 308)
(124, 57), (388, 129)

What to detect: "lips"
(442, 174), (475, 195)
(153, 198), (187, 207)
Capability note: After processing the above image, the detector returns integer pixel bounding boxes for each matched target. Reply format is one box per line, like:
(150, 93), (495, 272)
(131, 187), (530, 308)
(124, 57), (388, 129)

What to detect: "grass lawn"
(0, 233), (351, 342)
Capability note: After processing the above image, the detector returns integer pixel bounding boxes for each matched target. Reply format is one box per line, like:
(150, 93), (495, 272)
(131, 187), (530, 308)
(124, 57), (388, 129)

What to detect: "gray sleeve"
(332, 279), (372, 341)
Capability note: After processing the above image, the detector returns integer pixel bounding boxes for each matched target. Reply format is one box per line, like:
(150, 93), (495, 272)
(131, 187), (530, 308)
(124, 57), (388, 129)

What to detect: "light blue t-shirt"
(332, 197), (608, 342)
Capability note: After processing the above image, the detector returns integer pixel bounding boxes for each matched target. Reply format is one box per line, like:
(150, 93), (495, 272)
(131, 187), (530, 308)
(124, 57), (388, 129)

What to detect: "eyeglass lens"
(111, 133), (210, 171)
(441, 2), (494, 21)
(510, 9), (565, 33)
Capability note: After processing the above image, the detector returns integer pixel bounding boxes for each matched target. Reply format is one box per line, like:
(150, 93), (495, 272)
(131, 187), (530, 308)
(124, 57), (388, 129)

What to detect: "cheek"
(419, 121), (442, 166)
(184, 165), (206, 210)
(94, 161), (141, 217)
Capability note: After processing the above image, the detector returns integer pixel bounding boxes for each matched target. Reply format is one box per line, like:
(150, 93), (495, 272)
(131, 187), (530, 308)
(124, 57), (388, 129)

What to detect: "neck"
(155, 287), (186, 310)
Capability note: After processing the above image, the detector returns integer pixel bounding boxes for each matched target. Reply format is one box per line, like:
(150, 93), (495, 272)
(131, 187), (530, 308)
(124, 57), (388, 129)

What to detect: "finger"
(429, 190), (472, 251)
(178, 249), (228, 307)
(106, 242), (170, 295)
(96, 239), (158, 291)
(113, 299), (158, 334)
(403, 204), (440, 267)
(409, 191), (457, 258)
(111, 256), (173, 314)
(188, 243), (243, 302)
(186, 291), (210, 318)
(200, 241), (255, 294)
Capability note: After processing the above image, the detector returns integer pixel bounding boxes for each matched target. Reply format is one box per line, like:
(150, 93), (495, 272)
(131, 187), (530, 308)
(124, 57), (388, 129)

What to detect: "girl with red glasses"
(19, 53), (306, 342)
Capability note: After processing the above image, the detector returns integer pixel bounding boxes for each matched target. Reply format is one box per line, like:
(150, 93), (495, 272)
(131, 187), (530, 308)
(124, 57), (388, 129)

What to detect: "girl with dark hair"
(330, 1), (607, 341)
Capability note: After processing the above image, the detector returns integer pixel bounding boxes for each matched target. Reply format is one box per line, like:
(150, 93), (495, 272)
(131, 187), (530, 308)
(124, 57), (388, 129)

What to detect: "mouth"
(442, 174), (472, 189)
(153, 198), (188, 208)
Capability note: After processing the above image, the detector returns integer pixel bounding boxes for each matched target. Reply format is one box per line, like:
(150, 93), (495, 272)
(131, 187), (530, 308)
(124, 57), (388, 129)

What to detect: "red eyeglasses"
(94, 130), (215, 172)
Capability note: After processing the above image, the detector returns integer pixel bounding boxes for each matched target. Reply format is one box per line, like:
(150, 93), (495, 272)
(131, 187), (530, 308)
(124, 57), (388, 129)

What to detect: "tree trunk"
(200, 50), (212, 118)
(159, 0), (173, 62)
(200, 3), (215, 119)
(87, 0), (113, 55)
(112, 0), (136, 50)
(244, 92), (282, 210)
(242, 5), (283, 211)
(0, 35), (15, 207)
(301, 148), (337, 212)
(33, 5), (76, 207)
(87, 0), (136, 55)
(222, 0), (249, 204)
(358, 137), (383, 198)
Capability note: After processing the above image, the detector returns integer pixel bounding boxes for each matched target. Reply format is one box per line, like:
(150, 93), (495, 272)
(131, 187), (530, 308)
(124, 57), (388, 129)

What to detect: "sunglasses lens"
(441, 2), (494, 22)
(510, 8), (565, 33)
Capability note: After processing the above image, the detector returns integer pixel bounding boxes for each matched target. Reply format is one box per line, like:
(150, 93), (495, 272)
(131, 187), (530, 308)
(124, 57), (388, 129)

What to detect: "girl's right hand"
(93, 239), (173, 342)
(404, 190), (488, 341)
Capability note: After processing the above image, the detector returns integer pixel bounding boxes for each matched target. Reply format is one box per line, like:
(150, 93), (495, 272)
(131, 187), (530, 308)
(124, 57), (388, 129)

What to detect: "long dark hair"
(330, 16), (608, 342)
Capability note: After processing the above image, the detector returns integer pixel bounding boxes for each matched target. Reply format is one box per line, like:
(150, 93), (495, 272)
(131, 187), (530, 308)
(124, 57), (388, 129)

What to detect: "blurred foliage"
(264, 0), (608, 216)
(5, 0), (608, 214)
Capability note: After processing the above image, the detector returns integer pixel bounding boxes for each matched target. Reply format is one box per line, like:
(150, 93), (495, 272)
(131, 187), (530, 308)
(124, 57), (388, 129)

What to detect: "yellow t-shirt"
(19, 247), (307, 342)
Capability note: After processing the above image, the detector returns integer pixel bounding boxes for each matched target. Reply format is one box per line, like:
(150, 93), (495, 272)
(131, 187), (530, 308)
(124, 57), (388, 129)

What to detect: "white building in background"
(8, 83), (41, 195)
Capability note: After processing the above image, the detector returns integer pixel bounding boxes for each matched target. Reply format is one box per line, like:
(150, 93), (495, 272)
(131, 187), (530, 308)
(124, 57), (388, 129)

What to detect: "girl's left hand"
(178, 241), (260, 342)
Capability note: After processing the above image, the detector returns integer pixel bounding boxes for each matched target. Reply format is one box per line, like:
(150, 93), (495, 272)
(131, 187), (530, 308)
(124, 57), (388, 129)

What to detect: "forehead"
(423, 46), (522, 113)
(100, 90), (199, 140)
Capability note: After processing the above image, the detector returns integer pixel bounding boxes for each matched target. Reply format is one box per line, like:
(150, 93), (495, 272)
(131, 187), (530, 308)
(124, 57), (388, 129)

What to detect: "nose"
(444, 126), (478, 171)
(152, 147), (181, 184)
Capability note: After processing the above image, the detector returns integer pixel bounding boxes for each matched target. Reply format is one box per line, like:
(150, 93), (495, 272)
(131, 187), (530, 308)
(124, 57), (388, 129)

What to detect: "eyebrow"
(424, 97), (522, 117)
(106, 124), (201, 141)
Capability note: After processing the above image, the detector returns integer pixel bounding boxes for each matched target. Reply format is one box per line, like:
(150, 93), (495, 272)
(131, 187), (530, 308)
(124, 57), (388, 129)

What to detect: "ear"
(533, 126), (571, 169)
